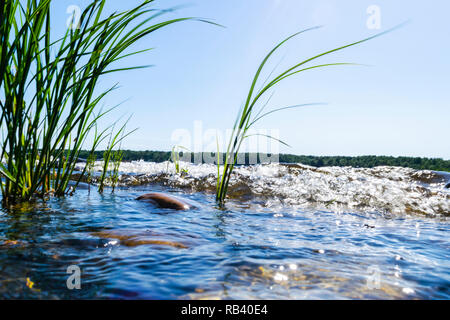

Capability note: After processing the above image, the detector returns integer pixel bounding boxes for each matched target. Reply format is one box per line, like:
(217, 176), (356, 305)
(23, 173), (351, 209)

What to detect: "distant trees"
(77, 151), (450, 172)
(78, 150), (172, 163)
(278, 154), (450, 172)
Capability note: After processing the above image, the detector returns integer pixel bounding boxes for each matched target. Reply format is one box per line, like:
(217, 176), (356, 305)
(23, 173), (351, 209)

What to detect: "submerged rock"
(0, 240), (23, 248)
(136, 192), (191, 210)
(91, 230), (188, 249)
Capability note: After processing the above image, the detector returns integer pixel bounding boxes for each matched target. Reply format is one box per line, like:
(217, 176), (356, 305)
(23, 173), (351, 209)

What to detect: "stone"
(91, 230), (188, 249)
(136, 192), (191, 210)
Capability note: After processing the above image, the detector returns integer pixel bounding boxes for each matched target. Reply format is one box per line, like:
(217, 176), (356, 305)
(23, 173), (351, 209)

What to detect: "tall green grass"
(216, 26), (401, 205)
(109, 149), (124, 193)
(0, 0), (198, 205)
(98, 120), (132, 193)
(170, 145), (190, 174)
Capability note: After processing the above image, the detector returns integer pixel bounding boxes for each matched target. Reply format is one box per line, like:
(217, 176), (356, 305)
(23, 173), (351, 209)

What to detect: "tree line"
(77, 150), (450, 172)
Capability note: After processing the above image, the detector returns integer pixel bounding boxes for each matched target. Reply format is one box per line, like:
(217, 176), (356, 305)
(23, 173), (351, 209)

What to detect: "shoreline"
(76, 150), (450, 172)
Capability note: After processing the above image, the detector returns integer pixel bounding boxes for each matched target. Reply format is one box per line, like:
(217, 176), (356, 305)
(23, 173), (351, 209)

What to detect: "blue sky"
(51, 0), (449, 159)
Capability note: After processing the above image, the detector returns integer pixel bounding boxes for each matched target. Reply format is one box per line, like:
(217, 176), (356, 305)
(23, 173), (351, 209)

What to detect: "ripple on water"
(0, 165), (449, 299)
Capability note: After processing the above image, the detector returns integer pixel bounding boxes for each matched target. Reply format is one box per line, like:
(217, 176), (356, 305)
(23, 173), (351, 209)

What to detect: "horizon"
(82, 149), (450, 161)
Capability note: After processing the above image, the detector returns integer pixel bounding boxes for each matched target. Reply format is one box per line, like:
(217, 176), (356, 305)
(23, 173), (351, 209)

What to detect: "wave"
(76, 161), (450, 216)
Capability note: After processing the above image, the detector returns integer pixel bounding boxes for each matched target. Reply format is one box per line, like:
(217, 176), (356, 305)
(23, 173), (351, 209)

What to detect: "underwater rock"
(136, 192), (191, 210)
(92, 230), (188, 249)
(0, 240), (25, 248)
(120, 239), (187, 248)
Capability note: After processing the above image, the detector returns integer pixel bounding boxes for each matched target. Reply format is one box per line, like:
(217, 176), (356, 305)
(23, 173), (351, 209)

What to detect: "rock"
(445, 182), (450, 189)
(120, 239), (187, 248)
(1, 240), (19, 247)
(0, 239), (26, 249)
(91, 230), (188, 249)
(136, 192), (191, 210)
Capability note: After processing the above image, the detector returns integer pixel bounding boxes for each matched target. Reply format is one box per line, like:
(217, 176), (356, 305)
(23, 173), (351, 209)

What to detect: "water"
(0, 162), (449, 299)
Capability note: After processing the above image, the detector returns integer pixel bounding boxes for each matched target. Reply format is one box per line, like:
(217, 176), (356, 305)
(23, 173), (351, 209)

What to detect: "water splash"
(76, 161), (449, 216)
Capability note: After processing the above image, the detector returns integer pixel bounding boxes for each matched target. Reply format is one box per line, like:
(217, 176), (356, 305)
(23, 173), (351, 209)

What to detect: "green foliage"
(0, 0), (194, 205)
(170, 145), (190, 174)
(98, 120), (133, 193)
(278, 154), (450, 172)
(171, 146), (181, 174)
(109, 150), (124, 193)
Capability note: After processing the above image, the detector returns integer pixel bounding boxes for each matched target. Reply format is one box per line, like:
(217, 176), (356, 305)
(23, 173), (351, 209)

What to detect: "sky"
(50, 0), (449, 159)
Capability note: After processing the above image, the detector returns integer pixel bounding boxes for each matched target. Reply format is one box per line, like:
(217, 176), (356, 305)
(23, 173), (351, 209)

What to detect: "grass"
(109, 149), (124, 193)
(215, 25), (403, 205)
(98, 120), (132, 193)
(85, 151), (96, 194)
(0, 0), (203, 206)
(170, 145), (190, 175)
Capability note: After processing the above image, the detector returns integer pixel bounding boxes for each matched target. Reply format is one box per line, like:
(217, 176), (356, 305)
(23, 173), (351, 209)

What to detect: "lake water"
(0, 162), (449, 299)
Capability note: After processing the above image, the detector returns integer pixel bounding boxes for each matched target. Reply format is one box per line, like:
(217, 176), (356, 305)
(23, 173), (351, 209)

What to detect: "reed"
(216, 26), (401, 205)
(109, 150), (124, 193)
(0, 0), (196, 205)
(85, 152), (97, 194)
(171, 145), (190, 175)
(98, 121), (131, 193)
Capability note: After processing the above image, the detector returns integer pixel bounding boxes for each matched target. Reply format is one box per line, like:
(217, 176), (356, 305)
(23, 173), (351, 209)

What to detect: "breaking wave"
(76, 161), (450, 216)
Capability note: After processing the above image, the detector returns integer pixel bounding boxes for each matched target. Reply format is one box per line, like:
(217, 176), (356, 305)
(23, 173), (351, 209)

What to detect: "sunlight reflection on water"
(0, 180), (448, 299)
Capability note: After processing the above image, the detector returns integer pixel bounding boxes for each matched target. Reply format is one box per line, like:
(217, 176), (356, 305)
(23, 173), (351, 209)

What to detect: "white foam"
(75, 161), (450, 216)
